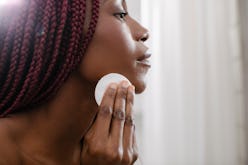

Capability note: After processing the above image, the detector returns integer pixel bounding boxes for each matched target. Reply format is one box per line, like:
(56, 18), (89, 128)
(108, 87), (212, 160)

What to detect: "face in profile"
(80, 0), (150, 94)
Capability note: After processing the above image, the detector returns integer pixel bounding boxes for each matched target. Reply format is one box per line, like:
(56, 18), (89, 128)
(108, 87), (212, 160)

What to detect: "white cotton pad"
(95, 73), (131, 106)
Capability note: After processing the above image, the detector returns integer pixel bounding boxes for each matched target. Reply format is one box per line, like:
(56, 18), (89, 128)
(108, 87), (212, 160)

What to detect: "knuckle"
(117, 87), (127, 99)
(99, 105), (112, 117)
(87, 144), (103, 156)
(106, 148), (123, 162)
(125, 115), (134, 126)
(122, 150), (133, 164)
(106, 87), (116, 98)
(84, 131), (94, 143)
(113, 109), (125, 121)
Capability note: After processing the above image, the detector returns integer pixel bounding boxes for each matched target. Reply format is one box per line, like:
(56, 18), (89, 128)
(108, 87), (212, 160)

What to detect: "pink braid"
(0, 0), (38, 114)
(0, 0), (100, 117)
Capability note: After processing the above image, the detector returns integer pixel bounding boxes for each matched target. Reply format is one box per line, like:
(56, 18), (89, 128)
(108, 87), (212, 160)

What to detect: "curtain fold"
(133, 0), (248, 164)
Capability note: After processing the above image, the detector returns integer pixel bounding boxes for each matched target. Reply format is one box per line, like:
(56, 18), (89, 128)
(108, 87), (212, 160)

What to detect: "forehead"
(102, 0), (125, 5)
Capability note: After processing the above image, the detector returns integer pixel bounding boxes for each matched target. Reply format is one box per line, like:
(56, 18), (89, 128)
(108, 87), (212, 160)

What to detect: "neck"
(3, 71), (98, 163)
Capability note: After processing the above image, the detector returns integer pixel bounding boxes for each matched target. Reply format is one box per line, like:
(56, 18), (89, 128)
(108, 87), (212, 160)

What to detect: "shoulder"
(0, 120), (21, 164)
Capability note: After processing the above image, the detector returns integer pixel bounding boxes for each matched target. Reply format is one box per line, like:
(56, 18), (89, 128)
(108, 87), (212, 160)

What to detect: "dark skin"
(0, 0), (150, 164)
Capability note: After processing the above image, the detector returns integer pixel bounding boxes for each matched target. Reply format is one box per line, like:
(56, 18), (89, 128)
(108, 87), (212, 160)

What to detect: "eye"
(113, 12), (128, 21)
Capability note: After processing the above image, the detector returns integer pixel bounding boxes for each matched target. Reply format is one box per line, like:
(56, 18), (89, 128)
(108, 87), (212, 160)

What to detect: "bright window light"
(0, 0), (22, 6)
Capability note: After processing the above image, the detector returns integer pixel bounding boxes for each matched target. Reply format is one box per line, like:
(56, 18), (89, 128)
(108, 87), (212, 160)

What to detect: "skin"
(0, 0), (150, 164)
(80, 0), (150, 93)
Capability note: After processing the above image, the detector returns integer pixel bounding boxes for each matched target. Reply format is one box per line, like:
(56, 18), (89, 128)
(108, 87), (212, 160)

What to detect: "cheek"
(80, 18), (136, 81)
(98, 19), (135, 55)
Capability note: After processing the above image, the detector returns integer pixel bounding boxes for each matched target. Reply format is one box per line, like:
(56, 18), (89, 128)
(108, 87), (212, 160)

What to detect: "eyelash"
(113, 12), (128, 21)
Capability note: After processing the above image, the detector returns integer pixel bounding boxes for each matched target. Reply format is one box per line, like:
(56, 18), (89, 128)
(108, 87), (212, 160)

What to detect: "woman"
(0, 0), (150, 164)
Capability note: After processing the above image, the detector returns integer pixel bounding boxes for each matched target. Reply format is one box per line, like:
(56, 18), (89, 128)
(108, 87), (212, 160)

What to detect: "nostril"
(140, 32), (149, 42)
(141, 37), (147, 42)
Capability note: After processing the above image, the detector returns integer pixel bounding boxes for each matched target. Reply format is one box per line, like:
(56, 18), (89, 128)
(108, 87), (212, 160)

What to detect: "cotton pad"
(95, 73), (131, 106)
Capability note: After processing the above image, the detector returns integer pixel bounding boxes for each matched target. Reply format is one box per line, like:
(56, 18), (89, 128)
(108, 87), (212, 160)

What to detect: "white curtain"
(128, 0), (248, 164)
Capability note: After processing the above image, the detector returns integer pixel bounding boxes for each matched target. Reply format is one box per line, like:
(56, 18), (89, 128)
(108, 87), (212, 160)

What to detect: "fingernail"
(109, 83), (117, 89)
(130, 85), (135, 92)
(122, 81), (130, 88)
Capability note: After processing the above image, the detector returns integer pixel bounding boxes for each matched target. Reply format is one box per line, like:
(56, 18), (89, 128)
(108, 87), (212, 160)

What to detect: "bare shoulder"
(0, 120), (20, 164)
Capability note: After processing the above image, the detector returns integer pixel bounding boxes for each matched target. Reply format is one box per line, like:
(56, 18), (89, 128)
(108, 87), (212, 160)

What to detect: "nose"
(132, 19), (149, 42)
(140, 31), (149, 42)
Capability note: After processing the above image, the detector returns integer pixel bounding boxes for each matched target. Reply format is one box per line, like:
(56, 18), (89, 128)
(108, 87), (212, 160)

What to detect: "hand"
(80, 81), (138, 165)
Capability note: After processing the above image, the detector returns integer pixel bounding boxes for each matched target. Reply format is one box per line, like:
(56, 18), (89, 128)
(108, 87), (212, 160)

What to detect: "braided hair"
(0, 0), (100, 117)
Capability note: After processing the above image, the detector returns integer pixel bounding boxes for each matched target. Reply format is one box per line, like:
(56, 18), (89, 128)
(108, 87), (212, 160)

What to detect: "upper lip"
(137, 52), (152, 61)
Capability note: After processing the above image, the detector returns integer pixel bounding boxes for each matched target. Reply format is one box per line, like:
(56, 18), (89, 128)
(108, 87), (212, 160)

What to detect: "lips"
(136, 52), (152, 67)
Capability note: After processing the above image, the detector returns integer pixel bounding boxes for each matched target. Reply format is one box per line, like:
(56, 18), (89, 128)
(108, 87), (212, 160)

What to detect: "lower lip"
(136, 60), (151, 68)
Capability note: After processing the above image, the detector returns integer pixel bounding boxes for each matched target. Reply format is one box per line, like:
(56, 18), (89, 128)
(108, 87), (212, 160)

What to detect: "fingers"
(94, 83), (117, 138)
(122, 85), (136, 164)
(132, 127), (139, 164)
(82, 81), (139, 165)
(110, 81), (130, 145)
(123, 85), (135, 148)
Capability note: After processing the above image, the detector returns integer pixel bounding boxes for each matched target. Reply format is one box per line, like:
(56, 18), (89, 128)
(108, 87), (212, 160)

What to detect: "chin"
(134, 80), (147, 94)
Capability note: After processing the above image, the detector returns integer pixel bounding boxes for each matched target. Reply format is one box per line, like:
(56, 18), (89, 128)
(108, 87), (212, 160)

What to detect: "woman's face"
(80, 0), (150, 94)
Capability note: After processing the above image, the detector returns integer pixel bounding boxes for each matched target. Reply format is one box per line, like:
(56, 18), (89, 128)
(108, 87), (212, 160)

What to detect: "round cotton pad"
(95, 73), (131, 106)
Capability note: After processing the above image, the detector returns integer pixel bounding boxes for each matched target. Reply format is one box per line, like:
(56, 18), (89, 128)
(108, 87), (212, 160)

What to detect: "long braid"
(23, 0), (57, 104)
(0, 0), (37, 114)
(31, 0), (70, 104)
(33, 0), (100, 104)
(0, 0), (100, 117)
(71, 0), (87, 66)
(29, 0), (53, 93)
(35, 0), (88, 101)
(0, 4), (29, 101)
(23, 0), (63, 105)
(22, 0), (55, 103)
(76, 0), (100, 64)
(0, 0), (62, 114)
(0, 4), (26, 75)
(0, 13), (21, 94)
